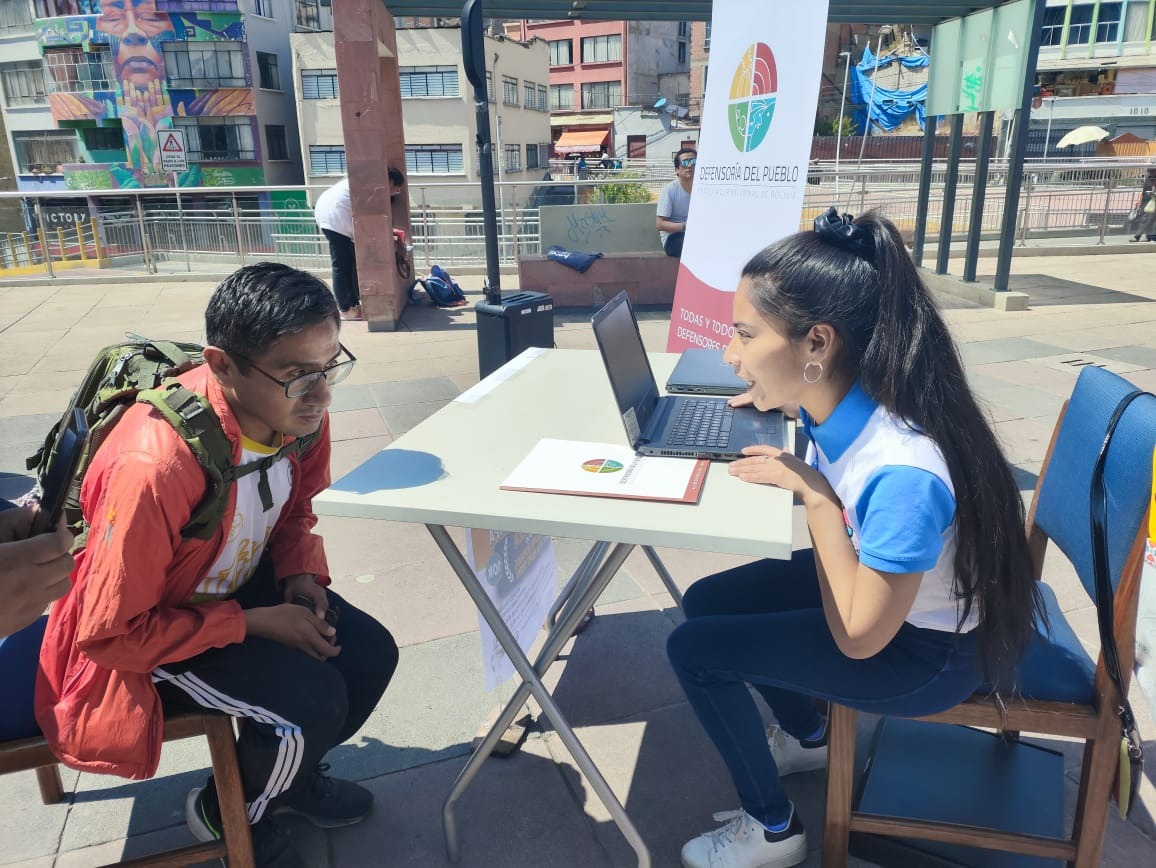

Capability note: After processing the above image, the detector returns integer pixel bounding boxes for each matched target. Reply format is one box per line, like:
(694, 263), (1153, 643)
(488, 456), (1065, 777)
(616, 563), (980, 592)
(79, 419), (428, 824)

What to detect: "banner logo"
(728, 43), (778, 152)
(581, 458), (624, 474)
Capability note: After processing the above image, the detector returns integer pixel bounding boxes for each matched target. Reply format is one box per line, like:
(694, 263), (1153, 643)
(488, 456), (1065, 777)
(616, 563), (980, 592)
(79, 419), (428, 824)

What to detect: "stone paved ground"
(1, 251), (1155, 867)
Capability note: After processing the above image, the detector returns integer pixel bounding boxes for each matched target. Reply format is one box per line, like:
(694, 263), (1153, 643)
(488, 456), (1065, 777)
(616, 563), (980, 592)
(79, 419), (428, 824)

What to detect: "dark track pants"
(154, 563), (397, 823)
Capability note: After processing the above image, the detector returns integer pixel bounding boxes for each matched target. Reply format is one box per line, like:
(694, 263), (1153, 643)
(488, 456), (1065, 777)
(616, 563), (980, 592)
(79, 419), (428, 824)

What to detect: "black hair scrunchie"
(813, 206), (874, 262)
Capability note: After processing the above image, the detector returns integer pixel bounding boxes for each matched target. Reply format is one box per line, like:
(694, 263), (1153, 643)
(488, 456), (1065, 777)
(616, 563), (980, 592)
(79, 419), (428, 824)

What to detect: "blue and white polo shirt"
(800, 381), (976, 633)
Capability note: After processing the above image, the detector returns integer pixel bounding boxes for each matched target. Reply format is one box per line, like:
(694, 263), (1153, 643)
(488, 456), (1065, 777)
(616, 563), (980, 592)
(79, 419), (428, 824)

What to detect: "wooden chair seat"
(0, 710), (254, 868)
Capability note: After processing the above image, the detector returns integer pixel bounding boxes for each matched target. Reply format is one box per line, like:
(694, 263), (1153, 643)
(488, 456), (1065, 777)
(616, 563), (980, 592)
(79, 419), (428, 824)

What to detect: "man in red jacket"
(37, 263), (398, 868)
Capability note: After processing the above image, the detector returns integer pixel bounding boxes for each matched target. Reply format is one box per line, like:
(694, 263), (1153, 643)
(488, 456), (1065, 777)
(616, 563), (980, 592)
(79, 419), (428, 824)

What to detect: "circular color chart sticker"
(728, 42), (778, 152)
(581, 458), (625, 474)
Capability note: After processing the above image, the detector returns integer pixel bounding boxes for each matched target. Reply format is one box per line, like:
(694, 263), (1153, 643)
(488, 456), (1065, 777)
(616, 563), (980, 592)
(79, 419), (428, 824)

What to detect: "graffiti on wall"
(36, 2), (247, 187)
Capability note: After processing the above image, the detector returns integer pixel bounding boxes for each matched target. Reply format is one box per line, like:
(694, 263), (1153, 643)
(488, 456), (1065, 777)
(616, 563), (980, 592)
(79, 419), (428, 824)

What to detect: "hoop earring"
(803, 361), (824, 384)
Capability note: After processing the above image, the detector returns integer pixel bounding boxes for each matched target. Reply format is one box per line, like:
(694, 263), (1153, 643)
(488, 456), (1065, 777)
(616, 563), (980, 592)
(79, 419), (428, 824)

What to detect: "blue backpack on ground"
(415, 264), (468, 307)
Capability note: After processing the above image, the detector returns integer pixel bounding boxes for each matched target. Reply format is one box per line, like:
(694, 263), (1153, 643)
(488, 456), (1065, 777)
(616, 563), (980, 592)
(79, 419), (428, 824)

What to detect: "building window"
(399, 65), (459, 97)
(309, 144), (346, 175)
(253, 0), (274, 18)
(0, 0), (34, 35)
(581, 80), (621, 109)
(537, 83), (547, 112)
(527, 143), (541, 169)
(172, 116), (256, 161)
(678, 42), (687, 64)
(1040, 7), (1066, 47)
(163, 42), (246, 88)
(43, 48), (113, 94)
(502, 75), (518, 106)
(505, 144), (521, 171)
(82, 125), (124, 153)
(679, 21), (689, 38)
(0, 60), (47, 107)
(581, 34), (622, 64)
(538, 142), (550, 167)
(1095, 2), (1123, 43)
(12, 130), (79, 173)
(301, 68), (338, 99)
(405, 144), (464, 174)
(704, 21), (711, 50)
(295, 0), (321, 30)
(524, 80), (536, 109)
(549, 83), (573, 110)
(548, 39), (572, 66)
(265, 124), (288, 160)
(257, 51), (281, 90)
(486, 70), (494, 102)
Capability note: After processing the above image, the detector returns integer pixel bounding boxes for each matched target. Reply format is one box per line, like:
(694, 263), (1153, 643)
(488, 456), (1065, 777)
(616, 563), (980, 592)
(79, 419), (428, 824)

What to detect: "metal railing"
(0, 157), (1151, 281)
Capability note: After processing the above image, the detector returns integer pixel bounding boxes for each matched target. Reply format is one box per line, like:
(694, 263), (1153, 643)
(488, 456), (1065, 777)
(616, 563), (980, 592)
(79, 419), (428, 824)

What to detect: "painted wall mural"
(35, 1), (248, 187)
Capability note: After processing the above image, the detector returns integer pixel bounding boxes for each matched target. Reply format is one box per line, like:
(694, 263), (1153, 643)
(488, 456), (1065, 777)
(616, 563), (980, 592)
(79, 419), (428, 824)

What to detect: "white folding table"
(313, 348), (795, 868)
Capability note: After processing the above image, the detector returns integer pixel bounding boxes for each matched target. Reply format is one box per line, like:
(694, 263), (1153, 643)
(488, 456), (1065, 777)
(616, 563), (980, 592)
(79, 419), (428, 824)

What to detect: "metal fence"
(0, 157), (1151, 280)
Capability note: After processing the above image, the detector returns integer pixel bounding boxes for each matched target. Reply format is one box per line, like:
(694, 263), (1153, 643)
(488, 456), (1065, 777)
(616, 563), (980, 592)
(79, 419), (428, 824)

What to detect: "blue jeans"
(666, 552), (982, 827)
(322, 228), (359, 311)
(0, 615), (47, 741)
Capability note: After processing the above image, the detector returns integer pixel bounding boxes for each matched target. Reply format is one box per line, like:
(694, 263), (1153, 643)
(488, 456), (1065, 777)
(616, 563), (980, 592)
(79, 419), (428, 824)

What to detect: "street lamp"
(834, 50), (851, 199)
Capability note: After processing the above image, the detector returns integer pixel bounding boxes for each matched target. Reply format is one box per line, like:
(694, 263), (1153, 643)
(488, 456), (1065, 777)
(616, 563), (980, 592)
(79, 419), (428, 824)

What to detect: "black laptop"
(666, 348), (749, 396)
(591, 292), (786, 460)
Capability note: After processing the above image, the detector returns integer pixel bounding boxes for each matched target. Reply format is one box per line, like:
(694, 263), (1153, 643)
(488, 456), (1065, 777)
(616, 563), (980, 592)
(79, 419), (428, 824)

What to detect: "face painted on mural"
(97, 0), (175, 88)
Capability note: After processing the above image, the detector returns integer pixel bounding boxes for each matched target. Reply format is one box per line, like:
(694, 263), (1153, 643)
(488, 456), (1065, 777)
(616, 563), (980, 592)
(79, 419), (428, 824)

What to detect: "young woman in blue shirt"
(669, 209), (1040, 868)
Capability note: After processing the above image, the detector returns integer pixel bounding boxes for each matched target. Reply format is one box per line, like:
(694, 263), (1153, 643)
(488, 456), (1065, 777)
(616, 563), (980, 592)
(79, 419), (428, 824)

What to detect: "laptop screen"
(591, 292), (660, 443)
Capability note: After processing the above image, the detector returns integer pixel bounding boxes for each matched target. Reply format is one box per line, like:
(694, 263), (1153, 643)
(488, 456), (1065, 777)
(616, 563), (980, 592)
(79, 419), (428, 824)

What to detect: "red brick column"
(332, 0), (410, 331)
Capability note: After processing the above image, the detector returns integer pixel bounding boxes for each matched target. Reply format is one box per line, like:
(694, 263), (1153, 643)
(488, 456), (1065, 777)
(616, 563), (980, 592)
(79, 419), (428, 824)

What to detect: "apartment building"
(1031, 0), (1156, 154)
(291, 23), (552, 208)
(0, 0), (304, 196)
(505, 19), (689, 158)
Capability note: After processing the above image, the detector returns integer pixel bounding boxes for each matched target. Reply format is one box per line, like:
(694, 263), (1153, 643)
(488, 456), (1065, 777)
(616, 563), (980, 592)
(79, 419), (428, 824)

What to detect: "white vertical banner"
(667, 0), (829, 352)
(465, 529), (557, 691)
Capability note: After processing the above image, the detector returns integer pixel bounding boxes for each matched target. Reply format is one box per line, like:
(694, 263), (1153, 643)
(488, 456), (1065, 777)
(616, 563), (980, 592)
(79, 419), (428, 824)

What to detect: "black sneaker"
(186, 784), (305, 868)
(274, 763), (373, 829)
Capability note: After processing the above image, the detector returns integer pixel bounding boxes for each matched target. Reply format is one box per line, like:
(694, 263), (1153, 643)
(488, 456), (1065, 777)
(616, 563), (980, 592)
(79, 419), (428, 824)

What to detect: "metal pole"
(912, 115), (936, 267)
(994, 0), (1047, 291)
(495, 111), (507, 261)
(231, 193), (246, 266)
(834, 50), (851, 200)
(135, 194), (154, 274)
(936, 114), (964, 275)
(1098, 177), (1114, 245)
(1017, 173), (1034, 246)
(462, 0), (501, 304)
(32, 198), (54, 277)
(855, 27), (891, 169)
(1042, 97), (1054, 162)
(420, 186), (432, 271)
(963, 111), (995, 282)
(176, 189), (191, 272)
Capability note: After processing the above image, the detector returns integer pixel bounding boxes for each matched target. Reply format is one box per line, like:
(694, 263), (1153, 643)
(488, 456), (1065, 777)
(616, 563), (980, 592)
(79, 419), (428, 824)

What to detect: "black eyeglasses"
(231, 343), (357, 398)
(679, 158), (697, 168)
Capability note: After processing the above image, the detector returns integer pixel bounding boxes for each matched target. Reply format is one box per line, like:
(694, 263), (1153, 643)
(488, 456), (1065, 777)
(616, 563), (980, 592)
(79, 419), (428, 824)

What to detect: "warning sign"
(159, 129), (188, 172)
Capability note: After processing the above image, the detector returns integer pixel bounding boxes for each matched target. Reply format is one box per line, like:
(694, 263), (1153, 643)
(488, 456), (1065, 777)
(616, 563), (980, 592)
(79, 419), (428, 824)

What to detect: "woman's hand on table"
(727, 391), (799, 419)
(728, 445), (838, 509)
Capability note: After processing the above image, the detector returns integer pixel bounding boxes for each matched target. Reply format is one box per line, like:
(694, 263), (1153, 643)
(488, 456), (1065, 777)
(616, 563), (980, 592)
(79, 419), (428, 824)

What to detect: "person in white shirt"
(669, 209), (1041, 868)
(656, 147), (695, 257)
(313, 169), (406, 321)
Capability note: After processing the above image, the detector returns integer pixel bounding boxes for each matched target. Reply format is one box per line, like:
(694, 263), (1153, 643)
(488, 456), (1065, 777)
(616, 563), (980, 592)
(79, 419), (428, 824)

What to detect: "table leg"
(426, 526), (651, 868)
(641, 545), (682, 611)
(546, 540), (610, 629)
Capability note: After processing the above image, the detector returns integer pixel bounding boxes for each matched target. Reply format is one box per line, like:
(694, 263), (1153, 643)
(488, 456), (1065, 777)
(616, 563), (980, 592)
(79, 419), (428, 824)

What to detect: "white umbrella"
(1055, 126), (1111, 149)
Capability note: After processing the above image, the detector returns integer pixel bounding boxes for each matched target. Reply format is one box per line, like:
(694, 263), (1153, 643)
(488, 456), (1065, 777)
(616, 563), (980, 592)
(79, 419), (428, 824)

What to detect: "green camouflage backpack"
(27, 337), (319, 543)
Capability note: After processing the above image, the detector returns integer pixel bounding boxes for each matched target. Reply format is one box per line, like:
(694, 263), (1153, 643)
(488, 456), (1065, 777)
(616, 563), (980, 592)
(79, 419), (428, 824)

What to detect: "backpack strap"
(136, 383), (323, 540)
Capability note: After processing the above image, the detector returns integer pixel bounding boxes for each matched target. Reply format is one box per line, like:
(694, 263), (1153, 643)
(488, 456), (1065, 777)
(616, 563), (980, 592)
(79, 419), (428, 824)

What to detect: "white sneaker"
(681, 807), (807, 868)
(767, 724), (828, 777)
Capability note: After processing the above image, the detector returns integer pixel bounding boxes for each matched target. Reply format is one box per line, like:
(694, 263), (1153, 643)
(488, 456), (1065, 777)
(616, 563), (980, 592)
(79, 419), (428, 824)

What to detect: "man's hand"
(281, 572), (327, 618)
(0, 509), (74, 639)
(244, 604), (339, 661)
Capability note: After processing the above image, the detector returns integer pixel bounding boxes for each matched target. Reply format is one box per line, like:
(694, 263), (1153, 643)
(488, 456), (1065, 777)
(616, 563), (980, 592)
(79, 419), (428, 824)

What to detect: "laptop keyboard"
(667, 399), (733, 448)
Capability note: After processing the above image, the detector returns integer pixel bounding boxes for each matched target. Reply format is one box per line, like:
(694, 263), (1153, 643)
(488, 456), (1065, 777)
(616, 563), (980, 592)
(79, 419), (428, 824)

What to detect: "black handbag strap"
(1088, 388), (1150, 740)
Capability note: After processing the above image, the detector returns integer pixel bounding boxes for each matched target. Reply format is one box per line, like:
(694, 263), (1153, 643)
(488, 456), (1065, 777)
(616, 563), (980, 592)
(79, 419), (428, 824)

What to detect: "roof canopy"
(554, 129), (611, 152)
(382, 0), (1009, 25)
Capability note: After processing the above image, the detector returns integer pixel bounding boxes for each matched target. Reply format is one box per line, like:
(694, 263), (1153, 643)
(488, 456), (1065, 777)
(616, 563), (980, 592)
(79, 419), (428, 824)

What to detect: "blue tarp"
(850, 46), (929, 133)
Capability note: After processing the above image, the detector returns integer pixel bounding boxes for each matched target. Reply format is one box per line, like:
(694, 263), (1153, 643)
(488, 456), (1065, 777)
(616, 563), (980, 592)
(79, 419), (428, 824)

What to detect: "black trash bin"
(475, 291), (555, 378)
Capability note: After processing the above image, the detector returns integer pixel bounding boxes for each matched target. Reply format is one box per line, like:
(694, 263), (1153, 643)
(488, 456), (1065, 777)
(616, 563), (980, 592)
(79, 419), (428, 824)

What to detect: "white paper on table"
(465, 529), (557, 691)
(500, 439), (708, 504)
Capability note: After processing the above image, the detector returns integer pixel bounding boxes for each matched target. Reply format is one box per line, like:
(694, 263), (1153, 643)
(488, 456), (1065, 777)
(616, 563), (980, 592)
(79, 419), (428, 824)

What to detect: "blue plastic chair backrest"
(1032, 366), (1155, 602)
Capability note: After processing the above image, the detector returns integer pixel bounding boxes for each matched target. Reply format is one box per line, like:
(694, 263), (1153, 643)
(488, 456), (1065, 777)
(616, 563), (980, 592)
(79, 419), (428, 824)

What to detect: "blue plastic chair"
(823, 366), (1156, 868)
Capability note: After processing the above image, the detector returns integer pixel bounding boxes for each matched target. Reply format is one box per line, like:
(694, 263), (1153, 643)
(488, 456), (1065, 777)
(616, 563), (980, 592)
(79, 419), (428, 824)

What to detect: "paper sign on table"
(501, 439), (708, 504)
